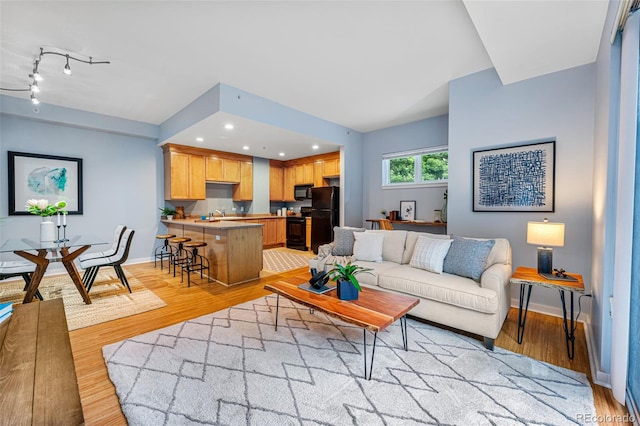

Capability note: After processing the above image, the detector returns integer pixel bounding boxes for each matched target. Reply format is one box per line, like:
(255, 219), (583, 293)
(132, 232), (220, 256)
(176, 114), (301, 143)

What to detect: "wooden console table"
(366, 219), (447, 233)
(0, 299), (84, 424)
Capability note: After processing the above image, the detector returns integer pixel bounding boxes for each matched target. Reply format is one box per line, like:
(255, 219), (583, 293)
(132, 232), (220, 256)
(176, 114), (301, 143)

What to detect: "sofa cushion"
(367, 230), (407, 264)
(378, 266), (499, 314)
(353, 232), (384, 262)
(402, 231), (450, 264)
(350, 260), (399, 286)
(409, 236), (453, 274)
(443, 236), (495, 282)
(333, 226), (365, 256)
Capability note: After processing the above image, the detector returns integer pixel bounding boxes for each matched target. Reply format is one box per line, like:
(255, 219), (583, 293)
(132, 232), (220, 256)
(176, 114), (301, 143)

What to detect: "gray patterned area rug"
(103, 296), (597, 425)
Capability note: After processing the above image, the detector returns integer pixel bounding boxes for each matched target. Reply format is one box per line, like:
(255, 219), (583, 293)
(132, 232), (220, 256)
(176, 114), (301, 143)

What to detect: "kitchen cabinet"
(323, 158), (340, 177)
(303, 162), (314, 184)
(243, 218), (284, 247)
(206, 157), (240, 183)
(277, 218), (286, 245)
(284, 166), (296, 201)
(313, 161), (326, 187)
(294, 165), (305, 184)
(232, 161), (253, 201)
(269, 166), (284, 201)
(306, 217), (311, 250)
(164, 150), (206, 200)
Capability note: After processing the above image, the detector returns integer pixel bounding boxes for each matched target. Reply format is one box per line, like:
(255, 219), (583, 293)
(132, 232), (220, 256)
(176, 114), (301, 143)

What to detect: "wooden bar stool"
(154, 234), (176, 270)
(169, 237), (191, 277)
(181, 241), (211, 287)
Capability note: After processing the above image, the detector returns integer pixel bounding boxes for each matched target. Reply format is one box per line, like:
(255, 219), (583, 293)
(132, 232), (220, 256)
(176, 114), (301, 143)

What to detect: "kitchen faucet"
(215, 209), (225, 217)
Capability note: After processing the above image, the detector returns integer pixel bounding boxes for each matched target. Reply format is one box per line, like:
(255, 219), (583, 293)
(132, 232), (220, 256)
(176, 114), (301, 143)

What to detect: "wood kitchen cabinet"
(306, 217), (311, 250)
(232, 161), (253, 201)
(269, 165), (284, 201)
(277, 218), (286, 245)
(163, 150), (206, 200)
(313, 161), (326, 187)
(284, 166), (296, 201)
(206, 157), (241, 183)
(323, 158), (340, 177)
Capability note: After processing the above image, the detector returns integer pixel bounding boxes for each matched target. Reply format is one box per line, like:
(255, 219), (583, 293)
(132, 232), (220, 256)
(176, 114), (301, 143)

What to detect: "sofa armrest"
(317, 242), (336, 259)
(480, 263), (512, 294)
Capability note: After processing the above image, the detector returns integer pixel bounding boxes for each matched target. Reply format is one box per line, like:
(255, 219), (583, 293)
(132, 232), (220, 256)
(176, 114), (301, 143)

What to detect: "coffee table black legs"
(363, 315), (408, 380)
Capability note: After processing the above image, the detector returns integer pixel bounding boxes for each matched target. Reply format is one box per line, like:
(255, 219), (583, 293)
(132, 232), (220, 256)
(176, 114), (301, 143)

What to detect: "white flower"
(36, 199), (49, 210)
(25, 199), (40, 208)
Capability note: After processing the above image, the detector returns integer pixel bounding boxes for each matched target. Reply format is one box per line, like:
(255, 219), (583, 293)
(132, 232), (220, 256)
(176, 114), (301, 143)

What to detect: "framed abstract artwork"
(8, 151), (83, 215)
(473, 140), (555, 212)
(399, 200), (416, 221)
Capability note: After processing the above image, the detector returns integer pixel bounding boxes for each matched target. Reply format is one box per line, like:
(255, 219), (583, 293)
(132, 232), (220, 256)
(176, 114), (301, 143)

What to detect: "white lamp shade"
(527, 221), (565, 247)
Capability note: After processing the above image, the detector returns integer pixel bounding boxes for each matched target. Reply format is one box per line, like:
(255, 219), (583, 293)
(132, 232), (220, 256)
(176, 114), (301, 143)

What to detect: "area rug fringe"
(103, 295), (597, 425)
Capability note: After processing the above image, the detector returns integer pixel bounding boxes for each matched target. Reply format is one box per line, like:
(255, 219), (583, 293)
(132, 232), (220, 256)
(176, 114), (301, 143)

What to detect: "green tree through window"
(422, 152), (448, 181)
(390, 157), (415, 183)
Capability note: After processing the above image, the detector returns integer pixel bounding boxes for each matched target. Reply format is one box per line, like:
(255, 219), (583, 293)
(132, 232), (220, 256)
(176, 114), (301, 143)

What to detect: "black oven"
(286, 216), (307, 251)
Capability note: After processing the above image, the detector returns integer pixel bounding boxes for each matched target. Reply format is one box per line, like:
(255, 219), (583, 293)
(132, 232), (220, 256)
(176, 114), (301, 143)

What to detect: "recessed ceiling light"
(242, 146), (249, 150)
(312, 145), (319, 150)
(279, 152), (285, 157)
(224, 123), (234, 130)
(196, 137), (204, 142)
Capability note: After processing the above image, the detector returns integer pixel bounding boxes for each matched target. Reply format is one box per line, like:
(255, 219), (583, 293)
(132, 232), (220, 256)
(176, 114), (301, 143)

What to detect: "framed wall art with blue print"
(472, 140), (555, 212)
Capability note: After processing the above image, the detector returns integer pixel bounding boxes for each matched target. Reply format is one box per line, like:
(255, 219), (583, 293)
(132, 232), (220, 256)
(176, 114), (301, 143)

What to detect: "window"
(382, 146), (448, 188)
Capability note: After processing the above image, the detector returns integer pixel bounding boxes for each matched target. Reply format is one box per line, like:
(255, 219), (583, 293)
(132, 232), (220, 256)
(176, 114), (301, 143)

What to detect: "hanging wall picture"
(472, 140), (555, 212)
(8, 151), (83, 215)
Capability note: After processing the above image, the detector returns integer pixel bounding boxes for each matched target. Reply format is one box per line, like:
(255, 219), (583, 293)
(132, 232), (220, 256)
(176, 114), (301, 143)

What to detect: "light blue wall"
(448, 65), (596, 316)
(362, 115), (448, 225)
(591, 0), (622, 382)
(0, 96), (163, 267)
(159, 84), (221, 142)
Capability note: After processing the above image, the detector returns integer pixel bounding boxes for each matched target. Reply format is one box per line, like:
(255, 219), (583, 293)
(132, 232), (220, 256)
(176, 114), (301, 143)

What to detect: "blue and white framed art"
(8, 151), (83, 215)
(472, 140), (555, 212)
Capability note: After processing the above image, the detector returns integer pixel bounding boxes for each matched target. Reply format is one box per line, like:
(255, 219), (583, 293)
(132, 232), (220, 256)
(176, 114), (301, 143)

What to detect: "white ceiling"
(1, 1), (608, 159)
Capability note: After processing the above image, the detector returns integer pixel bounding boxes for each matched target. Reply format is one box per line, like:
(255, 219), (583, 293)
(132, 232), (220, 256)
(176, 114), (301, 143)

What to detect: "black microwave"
(294, 185), (312, 200)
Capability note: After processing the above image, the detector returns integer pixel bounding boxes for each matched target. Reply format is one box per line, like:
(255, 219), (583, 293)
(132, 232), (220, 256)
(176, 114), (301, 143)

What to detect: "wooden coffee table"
(264, 280), (420, 380)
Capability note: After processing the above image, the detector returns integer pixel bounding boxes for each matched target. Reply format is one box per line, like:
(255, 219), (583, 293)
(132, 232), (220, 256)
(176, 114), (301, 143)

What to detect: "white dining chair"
(78, 225), (127, 262)
(81, 229), (135, 293)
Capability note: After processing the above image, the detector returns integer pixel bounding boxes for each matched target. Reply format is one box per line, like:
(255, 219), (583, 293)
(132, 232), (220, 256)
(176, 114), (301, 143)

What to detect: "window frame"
(381, 145), (448, 189)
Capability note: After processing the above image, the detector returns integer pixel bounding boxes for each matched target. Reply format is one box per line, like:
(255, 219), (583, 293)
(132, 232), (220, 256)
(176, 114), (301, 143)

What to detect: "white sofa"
(309, 229), (512, 349)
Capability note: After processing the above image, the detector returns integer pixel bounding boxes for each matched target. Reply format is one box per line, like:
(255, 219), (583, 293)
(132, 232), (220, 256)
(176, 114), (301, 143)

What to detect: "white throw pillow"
(353, 232), (384, 262)
(409, 235), (453, 274)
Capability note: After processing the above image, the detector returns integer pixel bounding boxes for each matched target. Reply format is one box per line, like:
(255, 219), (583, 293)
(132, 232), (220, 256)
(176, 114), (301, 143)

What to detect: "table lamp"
(527, 218), (565, 279)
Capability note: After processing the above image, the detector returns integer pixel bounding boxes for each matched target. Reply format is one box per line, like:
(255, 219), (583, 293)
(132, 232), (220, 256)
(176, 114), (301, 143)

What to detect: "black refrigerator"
(311, 186), (339, 254)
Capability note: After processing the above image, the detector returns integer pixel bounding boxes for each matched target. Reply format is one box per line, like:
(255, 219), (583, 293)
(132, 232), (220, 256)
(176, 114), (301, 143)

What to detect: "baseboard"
(584, 317), (611, 387)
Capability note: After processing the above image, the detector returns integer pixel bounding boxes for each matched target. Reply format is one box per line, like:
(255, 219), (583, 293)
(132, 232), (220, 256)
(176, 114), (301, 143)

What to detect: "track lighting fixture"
(0, 47), (110, 102)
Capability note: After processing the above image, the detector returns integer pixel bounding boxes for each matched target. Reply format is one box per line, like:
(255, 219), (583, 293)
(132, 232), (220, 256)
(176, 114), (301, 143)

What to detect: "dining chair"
(78, 225), (127, 262)
(379, 219), (394, 230)
(81, 229), (135, 293)
(0, 261), (43, 301)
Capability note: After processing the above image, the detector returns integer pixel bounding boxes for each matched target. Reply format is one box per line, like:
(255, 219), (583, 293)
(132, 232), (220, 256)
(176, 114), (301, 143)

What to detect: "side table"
(509, 266), (585, 360)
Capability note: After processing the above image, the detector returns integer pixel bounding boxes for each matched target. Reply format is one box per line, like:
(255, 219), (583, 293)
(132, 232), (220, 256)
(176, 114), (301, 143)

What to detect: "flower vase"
(40, 217), (56, 242)
(337, 279), (359, 301)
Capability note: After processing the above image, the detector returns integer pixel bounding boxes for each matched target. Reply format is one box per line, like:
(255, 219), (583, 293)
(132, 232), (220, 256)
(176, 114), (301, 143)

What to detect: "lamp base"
(537, 247), (553, 274)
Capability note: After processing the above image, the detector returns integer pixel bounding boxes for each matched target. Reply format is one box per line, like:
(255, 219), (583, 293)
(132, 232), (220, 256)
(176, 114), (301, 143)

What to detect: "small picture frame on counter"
(399, 200), (416, 221)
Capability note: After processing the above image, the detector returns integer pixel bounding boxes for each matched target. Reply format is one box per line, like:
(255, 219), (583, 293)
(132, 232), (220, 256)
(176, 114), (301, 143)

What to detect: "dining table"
(0, 235), (107, 304)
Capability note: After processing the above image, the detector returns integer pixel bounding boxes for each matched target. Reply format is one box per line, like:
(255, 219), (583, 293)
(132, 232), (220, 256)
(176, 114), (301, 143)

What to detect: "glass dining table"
(0, 235), (107, 304)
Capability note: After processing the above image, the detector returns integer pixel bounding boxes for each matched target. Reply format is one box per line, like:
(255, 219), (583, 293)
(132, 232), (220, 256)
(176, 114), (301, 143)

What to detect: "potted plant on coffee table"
(327, 261), (373, 301)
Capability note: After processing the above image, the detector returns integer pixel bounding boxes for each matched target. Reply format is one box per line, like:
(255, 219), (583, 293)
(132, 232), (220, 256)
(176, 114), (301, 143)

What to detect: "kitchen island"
(163, 219), (264, 285)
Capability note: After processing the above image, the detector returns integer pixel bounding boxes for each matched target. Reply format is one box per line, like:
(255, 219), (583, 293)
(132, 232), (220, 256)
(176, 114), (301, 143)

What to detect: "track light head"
(30, 94), (40, 105)
(63, 55), (72, 75)
(30, 81), (40, 93)
(31, 59), (43, 81)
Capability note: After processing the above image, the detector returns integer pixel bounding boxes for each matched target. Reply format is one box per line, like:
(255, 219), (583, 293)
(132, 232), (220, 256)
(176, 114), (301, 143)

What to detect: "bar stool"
(181, 241), (211, 287)
(154, 233), (176, 270)
(169, 237), (191, 277)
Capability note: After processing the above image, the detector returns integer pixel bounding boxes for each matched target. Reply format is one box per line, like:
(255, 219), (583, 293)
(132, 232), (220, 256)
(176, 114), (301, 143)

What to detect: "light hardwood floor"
(69, 262), (631, 425)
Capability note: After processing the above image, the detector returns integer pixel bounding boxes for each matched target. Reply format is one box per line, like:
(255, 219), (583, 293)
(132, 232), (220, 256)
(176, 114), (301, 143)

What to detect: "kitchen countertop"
(161, 218), (265, 229)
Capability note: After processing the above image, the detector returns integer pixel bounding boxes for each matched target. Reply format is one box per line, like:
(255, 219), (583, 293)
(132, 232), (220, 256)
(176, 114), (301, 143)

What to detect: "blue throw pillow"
(443, 236), (495, 282)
